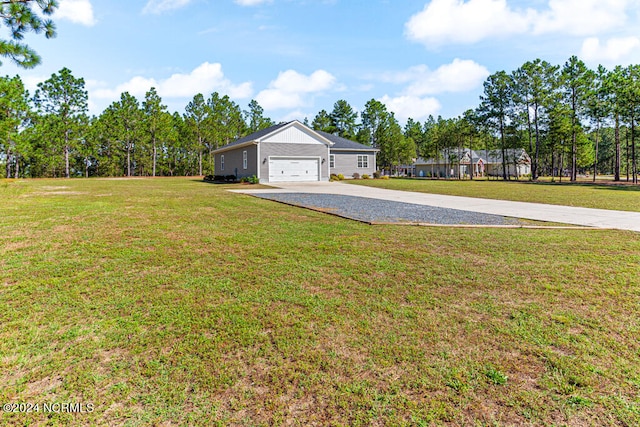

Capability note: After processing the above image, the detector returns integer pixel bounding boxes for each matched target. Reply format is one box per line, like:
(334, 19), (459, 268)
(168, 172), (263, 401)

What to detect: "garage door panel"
(269, 158), (319, 182)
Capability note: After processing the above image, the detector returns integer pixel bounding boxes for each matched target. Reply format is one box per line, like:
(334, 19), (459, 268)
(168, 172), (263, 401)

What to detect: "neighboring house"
(415, 148), (531, 178)
(212, 120), (379, 183)
(415, 148), (485, 178)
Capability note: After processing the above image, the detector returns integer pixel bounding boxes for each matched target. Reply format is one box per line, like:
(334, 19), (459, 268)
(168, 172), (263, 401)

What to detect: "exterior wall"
(416, 163), (456, 178)
(486, 163), (530, 177)
(416, 163), (484, 178)
(259, 142), (330, 183)
(330, 151), (377, 178)
(214, 145), (258, 179)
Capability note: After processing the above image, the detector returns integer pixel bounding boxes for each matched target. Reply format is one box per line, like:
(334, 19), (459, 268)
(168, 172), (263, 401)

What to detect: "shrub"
(373, 171), (381, 179)
(225, 175), (237, 182)
(203, 175), (214, 182)
(213, 175), (225, 182)
(362, 174), (370, 179)
(239, 175), (259, 184)
(330, 173), (339, 181)
(352, 173), (360, 179)
(381, 175), (390, 180)
(337, 174), (345, 180)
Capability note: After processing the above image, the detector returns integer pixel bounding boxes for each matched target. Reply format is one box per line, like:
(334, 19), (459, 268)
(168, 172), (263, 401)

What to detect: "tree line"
(474, 56), (639, 183)
(1, 68), (275, 178)
(1, 55), (639, 182)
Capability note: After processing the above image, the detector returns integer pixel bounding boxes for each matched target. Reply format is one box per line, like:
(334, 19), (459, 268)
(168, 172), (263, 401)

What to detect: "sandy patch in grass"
(40, 186), (70, 190)
(24, 375), (64, 397)
(0, 240), (31, 252)
(21, 190), (88, 197)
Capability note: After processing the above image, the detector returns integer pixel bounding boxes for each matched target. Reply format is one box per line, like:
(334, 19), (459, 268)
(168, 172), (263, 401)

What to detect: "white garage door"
(269, 158), (320, 182)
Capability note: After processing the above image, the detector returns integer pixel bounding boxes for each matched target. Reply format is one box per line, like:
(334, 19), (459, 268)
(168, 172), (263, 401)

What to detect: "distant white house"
(415, 148), (531, 179)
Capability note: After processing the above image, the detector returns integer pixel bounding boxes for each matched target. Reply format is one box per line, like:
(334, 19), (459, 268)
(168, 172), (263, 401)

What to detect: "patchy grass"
(1, 177), (639, 426)
(347, 178), (640, 212)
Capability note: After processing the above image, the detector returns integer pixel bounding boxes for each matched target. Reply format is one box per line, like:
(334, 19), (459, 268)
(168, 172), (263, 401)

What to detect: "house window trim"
(243, 150), (248, 169)
(221, 154), (225, 171)
(357, 155), (369, 168)
(329, 154), (335, 168)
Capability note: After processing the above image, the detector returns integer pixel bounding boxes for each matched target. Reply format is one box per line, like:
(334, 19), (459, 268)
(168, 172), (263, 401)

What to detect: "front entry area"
(268, 157), (320, 182)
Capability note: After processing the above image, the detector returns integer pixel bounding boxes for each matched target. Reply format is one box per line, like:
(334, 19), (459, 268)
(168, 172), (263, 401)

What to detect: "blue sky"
(4, 0), (640, 124)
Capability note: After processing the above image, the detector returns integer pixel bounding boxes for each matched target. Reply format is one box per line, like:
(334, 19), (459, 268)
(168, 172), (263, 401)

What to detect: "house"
(415, 147), (531, 179)
(415, 148), (485, 178)
(212, 120), (378, 183)
(483, 148), (531, 178)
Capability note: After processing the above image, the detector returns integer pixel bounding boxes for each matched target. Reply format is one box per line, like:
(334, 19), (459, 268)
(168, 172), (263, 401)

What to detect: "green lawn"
(347, 178), (640, 212)
(1, 177), (639, 426)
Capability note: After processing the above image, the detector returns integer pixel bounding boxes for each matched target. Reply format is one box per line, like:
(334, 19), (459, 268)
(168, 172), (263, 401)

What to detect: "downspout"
(256, 142), (261, 182)
(327, 143), (331, 181)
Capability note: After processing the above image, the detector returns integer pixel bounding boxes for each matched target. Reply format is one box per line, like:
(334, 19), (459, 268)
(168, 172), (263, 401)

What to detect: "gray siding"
(214, 145), (258, 178)
(330, 151), (376, 178)
(259, 142), (330, 182)
(486, 163), (530, 177)
(416, 164), (456, 178)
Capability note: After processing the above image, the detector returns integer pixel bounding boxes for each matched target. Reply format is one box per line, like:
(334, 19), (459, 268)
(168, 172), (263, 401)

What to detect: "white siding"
(262, 125), (325, 145)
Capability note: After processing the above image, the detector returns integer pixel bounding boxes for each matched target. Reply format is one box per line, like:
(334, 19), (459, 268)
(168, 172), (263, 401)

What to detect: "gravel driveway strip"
(231, 182), (640, 231)
(252, 192), (527, 226)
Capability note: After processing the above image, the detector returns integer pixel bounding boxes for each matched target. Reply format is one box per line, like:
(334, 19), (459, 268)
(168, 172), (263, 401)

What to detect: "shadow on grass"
(523, 181), (640, 192)
(397, 177), (640, 192)
(196, 179), (237, 185)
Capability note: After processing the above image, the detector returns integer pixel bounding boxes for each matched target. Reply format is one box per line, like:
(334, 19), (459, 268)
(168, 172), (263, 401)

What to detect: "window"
(243, 151), (248, 169)
(220, 155), (225, 171)
(329, 154), (335, 168)
(357, 155), (368, 168)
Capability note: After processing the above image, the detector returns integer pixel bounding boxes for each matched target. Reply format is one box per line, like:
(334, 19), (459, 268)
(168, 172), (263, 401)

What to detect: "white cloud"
(279, 110), (308, 123)
(382, 59), (489, 96)
(256, 69), (337, 110)
(533, 0), (629, 36)
(21, 75), (48, 94)
(255, 89), (303, 110)
(143, 0), (193, 14)
(235, 0), (272, 5)
(581, 37), (640, 64)
(405, 0), (636, 47)
(94, 76), (157, 100)
(405, 0), (532, 46)
(380, 95), (441, 122)
(56, 0), (96, 26)
(270, 69), (335, 93)
(160, 63), (252, 98)
(92, 62), (253, 101)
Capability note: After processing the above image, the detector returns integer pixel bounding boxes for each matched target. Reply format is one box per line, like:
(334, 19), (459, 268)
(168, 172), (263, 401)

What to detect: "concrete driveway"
(233, 181), (640, 232)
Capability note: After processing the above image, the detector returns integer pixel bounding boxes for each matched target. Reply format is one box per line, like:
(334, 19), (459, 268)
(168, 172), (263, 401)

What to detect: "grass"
(347, 178), (640, 212)
(1, 177), (639, 426)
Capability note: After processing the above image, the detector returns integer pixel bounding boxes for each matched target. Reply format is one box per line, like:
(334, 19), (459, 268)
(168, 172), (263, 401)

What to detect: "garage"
(269, 157), (320, 182)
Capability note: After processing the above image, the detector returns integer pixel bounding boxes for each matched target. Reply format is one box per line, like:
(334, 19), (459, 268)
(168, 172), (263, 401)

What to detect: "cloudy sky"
(4, 0), (640, 123)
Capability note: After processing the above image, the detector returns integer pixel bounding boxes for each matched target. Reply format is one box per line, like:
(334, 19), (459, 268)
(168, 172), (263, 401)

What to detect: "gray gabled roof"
(213, 120), (379, 154)
(213, 121), (290, 153)
(316, 130), (379, 152)
(483, 148), (531, 164)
